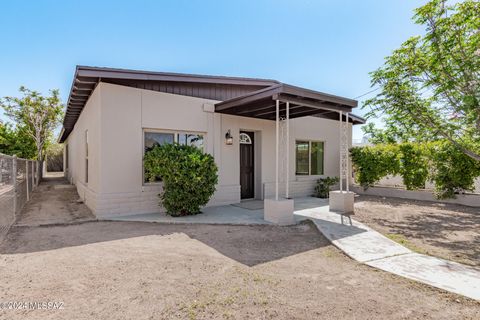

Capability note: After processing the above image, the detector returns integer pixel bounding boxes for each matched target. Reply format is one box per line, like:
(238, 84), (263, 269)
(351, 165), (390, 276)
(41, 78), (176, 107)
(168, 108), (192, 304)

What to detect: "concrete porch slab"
(103, 197), (326, 225)
(106, 205), (270, 225)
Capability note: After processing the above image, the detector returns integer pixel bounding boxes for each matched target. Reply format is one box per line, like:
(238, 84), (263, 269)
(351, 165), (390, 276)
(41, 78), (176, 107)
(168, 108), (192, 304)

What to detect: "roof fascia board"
(76, 67), (278, 87)
(274, 94), (352, 113)
(281, 84), (358, 107)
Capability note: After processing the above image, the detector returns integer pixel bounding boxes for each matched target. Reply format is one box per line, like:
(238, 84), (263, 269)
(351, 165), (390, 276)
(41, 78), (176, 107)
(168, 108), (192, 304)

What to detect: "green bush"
(429, 141), (480, 199)
(350, 141), (480, 199)
(314, 176), (339, 198)
(398, 143), (429, 190)
(349, 144), (400, 189)
(144, 144), (218, 216)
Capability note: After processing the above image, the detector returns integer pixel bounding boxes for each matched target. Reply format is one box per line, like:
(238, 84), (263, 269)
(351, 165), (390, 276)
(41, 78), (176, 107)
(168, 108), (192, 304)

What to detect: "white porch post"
(285, 102), (290, 199)
(330, 110), (355, 214)
(275, 99), (279, 201)
(264, 99), (294, 225)
(345, 112), (349, 192)
(339, 111), (343, 192)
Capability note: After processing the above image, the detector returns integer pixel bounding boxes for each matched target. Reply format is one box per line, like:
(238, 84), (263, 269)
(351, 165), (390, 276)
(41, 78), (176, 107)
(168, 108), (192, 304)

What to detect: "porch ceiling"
(215, 84), (364, 124)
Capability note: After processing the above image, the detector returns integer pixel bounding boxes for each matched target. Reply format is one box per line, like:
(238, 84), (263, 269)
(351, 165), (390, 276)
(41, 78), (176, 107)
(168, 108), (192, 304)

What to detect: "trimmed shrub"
(314, 176), (339, 198)
(144, 144), (218, 216)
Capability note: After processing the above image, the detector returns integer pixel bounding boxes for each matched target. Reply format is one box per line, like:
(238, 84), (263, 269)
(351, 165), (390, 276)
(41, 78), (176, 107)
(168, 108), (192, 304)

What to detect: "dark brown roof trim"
(59, 66), (279, 142)
(76, 66), (279, 86)
(214, 84), (364, 124)
(59, 66), (363, 142)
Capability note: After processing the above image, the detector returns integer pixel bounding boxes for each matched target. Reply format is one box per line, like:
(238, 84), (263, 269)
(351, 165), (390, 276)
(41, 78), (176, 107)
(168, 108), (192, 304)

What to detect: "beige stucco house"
(59, 66), (364, 217)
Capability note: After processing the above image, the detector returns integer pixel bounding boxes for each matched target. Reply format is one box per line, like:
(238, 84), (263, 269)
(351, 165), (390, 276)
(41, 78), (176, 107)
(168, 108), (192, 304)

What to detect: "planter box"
(264, 198), (295, 225)
(329, 190), (355, 213)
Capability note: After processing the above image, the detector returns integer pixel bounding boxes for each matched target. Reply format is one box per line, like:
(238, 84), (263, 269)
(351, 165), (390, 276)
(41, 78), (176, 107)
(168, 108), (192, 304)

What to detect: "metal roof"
(59, 66), (364, 142)
(214, 83), (362, 123)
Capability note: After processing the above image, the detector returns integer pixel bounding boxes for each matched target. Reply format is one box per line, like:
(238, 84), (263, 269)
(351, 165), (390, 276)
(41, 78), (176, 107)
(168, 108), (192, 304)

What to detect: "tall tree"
(1, 86), (64, 180)
(0, 121), (37, 158)
(364, 0), (480, 160)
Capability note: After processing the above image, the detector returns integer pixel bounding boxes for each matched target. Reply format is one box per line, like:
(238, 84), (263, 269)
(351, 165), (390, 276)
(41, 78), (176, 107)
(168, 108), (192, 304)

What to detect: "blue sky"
(0, 0), (424, 140)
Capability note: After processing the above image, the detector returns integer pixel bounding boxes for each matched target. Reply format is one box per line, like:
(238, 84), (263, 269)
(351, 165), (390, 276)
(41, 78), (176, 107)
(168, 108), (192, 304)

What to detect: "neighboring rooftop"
(59, 66), (365, 142)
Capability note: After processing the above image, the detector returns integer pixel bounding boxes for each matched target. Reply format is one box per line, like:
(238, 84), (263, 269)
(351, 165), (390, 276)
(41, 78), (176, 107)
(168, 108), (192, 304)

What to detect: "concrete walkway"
(294, 205), (480, 301)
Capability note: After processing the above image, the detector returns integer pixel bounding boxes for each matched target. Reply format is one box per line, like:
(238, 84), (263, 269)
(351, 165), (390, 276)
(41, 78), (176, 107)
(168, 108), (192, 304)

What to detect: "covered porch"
(215, 83), (363, 224)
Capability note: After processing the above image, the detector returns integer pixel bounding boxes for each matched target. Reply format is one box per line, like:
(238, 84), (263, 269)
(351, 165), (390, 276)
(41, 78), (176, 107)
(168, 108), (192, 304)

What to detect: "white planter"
(264, 198), (295, 225)
(329, 190), (355, 213)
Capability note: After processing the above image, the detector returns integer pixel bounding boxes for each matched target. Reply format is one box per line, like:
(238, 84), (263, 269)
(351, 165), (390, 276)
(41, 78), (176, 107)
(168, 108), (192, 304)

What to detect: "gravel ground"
(0, 221), (478, 320)
(354, 195), (480, 267)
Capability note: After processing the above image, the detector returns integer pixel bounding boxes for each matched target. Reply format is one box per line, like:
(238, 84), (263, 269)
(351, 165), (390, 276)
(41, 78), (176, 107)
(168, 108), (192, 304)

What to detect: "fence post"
(35, 161), (39, 186)
(31, 161), (35, 190)
(26, 160), (30, 201)
(12, 155), (17, 215)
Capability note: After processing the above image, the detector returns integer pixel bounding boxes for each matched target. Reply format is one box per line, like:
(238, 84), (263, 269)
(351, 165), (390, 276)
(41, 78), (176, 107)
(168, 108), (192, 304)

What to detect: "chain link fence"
(0, 153), (39, 240)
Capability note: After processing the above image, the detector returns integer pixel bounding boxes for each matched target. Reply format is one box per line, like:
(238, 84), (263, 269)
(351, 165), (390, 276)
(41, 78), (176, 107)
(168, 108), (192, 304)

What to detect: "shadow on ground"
(0, 220), (329, 267)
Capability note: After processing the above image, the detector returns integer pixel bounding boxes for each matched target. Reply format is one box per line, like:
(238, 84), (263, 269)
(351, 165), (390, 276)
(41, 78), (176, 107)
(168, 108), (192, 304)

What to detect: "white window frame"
(295, 139), (325, 177)
(142, 128), (207, 185)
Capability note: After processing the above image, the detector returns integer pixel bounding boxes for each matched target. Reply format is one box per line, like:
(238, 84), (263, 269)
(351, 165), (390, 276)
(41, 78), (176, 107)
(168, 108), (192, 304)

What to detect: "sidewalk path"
(294, 206), (480, 301)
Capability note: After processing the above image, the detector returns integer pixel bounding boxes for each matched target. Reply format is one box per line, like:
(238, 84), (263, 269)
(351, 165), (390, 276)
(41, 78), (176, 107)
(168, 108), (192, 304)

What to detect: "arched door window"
(239, 132), (252, 144)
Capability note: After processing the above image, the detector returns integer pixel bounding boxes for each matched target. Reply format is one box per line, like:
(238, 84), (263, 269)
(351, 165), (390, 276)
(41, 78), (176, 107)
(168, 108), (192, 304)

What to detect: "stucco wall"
(351, 185), (480, 207)
(366, 174), (480, 194)
(66, 82), (353, 217)
(64, 85), (101, 210)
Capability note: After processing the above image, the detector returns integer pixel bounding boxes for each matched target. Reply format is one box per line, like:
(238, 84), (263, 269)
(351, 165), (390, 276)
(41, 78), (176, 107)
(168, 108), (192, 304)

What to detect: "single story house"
(59, 66), (364, 217)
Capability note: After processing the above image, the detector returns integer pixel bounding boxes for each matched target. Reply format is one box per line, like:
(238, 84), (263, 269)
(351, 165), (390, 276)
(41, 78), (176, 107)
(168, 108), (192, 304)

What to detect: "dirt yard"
(354, 195), (480, 267)
(14, 177), (95, 227)
(0, 221), (478, 320)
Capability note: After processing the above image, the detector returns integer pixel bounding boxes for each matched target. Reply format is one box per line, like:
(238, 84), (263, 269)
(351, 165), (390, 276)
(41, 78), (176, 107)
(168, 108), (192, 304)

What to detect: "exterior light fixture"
(225, 130), (233, 145)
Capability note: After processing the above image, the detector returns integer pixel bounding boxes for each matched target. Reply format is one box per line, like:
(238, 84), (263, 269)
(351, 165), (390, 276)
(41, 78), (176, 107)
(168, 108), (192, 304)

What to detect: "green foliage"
(144, 143), (218, 216)
(0, 122), (36, 158)
(350, 141), (480, 199)
(349, 145), (400, 189)
(45, 143), (64, 172)
(314, 176), (339, 198)
(398, 143), (429, 190)
(429, 141), (480, 199)
(364, 0), (480, 162)
(1, 86), (64, 161)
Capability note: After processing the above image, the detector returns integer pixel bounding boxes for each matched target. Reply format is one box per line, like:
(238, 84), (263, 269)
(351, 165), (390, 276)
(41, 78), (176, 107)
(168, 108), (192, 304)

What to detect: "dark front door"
(240, 131), (254, 199)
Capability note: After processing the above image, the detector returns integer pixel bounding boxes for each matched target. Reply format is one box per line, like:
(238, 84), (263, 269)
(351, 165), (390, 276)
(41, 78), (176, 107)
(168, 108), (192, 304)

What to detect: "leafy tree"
(0, 121), (37, 158)
(45, 143), (64, 172)
(364, 0), (480, 161)
(1, 86), (64, 179)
